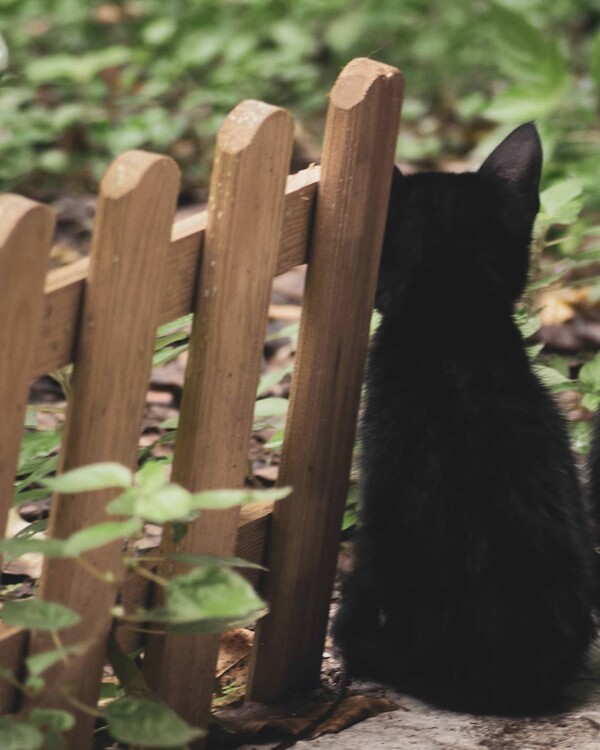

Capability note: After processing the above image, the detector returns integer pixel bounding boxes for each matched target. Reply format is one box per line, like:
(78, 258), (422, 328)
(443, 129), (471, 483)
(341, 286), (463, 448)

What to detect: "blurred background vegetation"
(3, 0), (600, 448)
(1, 0), (599, 199)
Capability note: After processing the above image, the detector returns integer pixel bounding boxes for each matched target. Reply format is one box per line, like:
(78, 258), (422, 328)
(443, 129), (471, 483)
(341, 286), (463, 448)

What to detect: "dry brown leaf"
(539, 286), (592, 326)
(216, 629), (254, 679)
(212, 629), (255, 708)
(311, 694), (399, 737)
(214, 699), (334, 737)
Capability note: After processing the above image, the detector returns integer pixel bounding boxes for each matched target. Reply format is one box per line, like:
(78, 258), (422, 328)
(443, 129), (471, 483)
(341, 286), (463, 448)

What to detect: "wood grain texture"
(0, 196), (54, 542)
(0, 625), (28, 713)
(143, 100), (294, 739)
(32, 166), (318, 377)
(27, 151), (180, 749)
(248, 58), (404, 701)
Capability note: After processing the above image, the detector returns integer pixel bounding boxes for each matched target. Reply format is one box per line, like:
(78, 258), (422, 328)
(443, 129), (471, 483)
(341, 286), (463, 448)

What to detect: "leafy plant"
(0, 461), (291, 748)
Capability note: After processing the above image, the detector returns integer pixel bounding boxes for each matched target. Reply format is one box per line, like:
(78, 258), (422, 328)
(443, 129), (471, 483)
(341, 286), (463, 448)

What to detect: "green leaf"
(62, 518), (142, 556)
(104, 487), (140, 517)
(253, 397), (288, 421)
(15, 455), (57, 494)
(17, 430), (60, 471)
(514, 309), (540, 339)
(532, 364), (571, 388)
(264, 427), (285, 450)
(44, 463), (132, 493)
(579, 354), (600, 392)
(29, 709), (74, 733)
(28, 708), (74, 747)
(370, 310), (382, 337)
(152, 341), (189, 368)
(257, 364), (293, 397)
(189, 486), (291, 510)
(156, 314), (193, 338)
(0, 519), (142, 560)
(27, 642), (92, 677)
(0, 538), (66, 558)
(142, 18), (177, 47)
(26, 47), (132, 85)
(107, 483), (194, 523)
(135, 461), (168, 492)
(15, 519), (48, 540)
(527, 344), (544, 359)
(144, 567), (266, 633)
(13, 489), (52, 508)
(570, 420), (593, 456)
(1, 599), (80, 632)
(167, 553), (266, 571)
(0, 717), (43, 750)
(105, 696), (204, 748)
(540, 178), (583, 226)
(582, 392), (600, 411)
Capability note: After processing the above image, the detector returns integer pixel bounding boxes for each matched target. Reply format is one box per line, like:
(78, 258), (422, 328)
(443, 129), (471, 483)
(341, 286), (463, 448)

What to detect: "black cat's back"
(334, 124), (598, 715)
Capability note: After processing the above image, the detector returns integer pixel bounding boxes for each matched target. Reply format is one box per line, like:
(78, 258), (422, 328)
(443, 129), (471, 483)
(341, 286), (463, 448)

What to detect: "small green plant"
(0, 461), (291, 748)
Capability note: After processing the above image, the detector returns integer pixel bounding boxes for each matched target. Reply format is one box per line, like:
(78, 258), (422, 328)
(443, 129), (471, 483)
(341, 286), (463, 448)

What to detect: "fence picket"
(26, 151), (180, 749)
(248, 58), (404, 701)
(0, 196), (54, 541)
(143, 100), (294, 738)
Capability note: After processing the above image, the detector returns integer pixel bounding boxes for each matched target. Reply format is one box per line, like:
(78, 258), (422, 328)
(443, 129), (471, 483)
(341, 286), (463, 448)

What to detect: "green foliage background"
(3, 1), (600, 432)
(1, 0), (600, 197)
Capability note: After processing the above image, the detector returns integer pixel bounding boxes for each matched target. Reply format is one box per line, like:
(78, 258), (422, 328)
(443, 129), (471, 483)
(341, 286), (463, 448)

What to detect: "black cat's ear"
(478, 123), (542, 198)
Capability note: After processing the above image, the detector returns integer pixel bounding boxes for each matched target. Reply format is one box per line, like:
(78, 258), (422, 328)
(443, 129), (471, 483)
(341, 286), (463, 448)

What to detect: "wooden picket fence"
(0, 58), (403, 748)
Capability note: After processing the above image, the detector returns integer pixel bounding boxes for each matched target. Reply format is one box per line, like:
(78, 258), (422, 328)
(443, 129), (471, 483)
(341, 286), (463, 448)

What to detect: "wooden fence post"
(0, 196), (53, 713)
(143, 100), (294, 738)
(248, 58), (404, 701)
(27, 152), (180, 749)
(0, 197), (54, 542)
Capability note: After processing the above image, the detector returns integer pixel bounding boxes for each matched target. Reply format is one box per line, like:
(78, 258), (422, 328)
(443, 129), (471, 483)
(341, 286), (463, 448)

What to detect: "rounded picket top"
(330, 56), (404, 111)
(0, 194), (54, 252)
(217, 99), (294, 155)
(99, 149), (181, 201)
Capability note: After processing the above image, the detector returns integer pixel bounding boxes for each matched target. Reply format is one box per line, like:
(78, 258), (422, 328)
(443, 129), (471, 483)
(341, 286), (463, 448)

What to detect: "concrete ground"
(233, 647), (600, 750)
(292, 681), (600, 750)
(291, 657), (600, 750)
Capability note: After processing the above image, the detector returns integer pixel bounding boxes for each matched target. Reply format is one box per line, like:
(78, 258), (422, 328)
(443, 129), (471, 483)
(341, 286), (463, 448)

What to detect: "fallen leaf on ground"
(213, 629), (254, 708)
(214, 698), (333, 737)
(539, 287), (592, 326)
(310, 694), (399, 737)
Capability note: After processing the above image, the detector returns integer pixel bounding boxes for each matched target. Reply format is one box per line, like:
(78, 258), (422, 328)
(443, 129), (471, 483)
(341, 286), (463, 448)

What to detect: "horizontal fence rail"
(34, 166), (319, 377)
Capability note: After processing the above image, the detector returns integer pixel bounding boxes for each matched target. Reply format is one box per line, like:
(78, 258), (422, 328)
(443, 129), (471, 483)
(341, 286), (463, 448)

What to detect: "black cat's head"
(377, 123), (542, 315)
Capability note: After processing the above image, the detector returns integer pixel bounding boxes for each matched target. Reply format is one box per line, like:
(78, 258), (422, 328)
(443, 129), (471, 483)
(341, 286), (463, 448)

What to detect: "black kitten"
(333, 124), (598, 715)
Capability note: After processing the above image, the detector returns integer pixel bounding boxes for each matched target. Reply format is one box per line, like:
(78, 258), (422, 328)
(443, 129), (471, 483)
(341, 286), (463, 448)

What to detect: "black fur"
(333, 124), (598, 715)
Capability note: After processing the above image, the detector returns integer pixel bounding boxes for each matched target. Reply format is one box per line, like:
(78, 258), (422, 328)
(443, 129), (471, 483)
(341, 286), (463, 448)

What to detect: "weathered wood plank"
(0, 625), (28, 713)
(0, 196), (54, 540)
(33, 167), (318, 377)
(27, 151), (180, 749)
(248, 58), (404, 701)
(143, 99), (294, 741)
